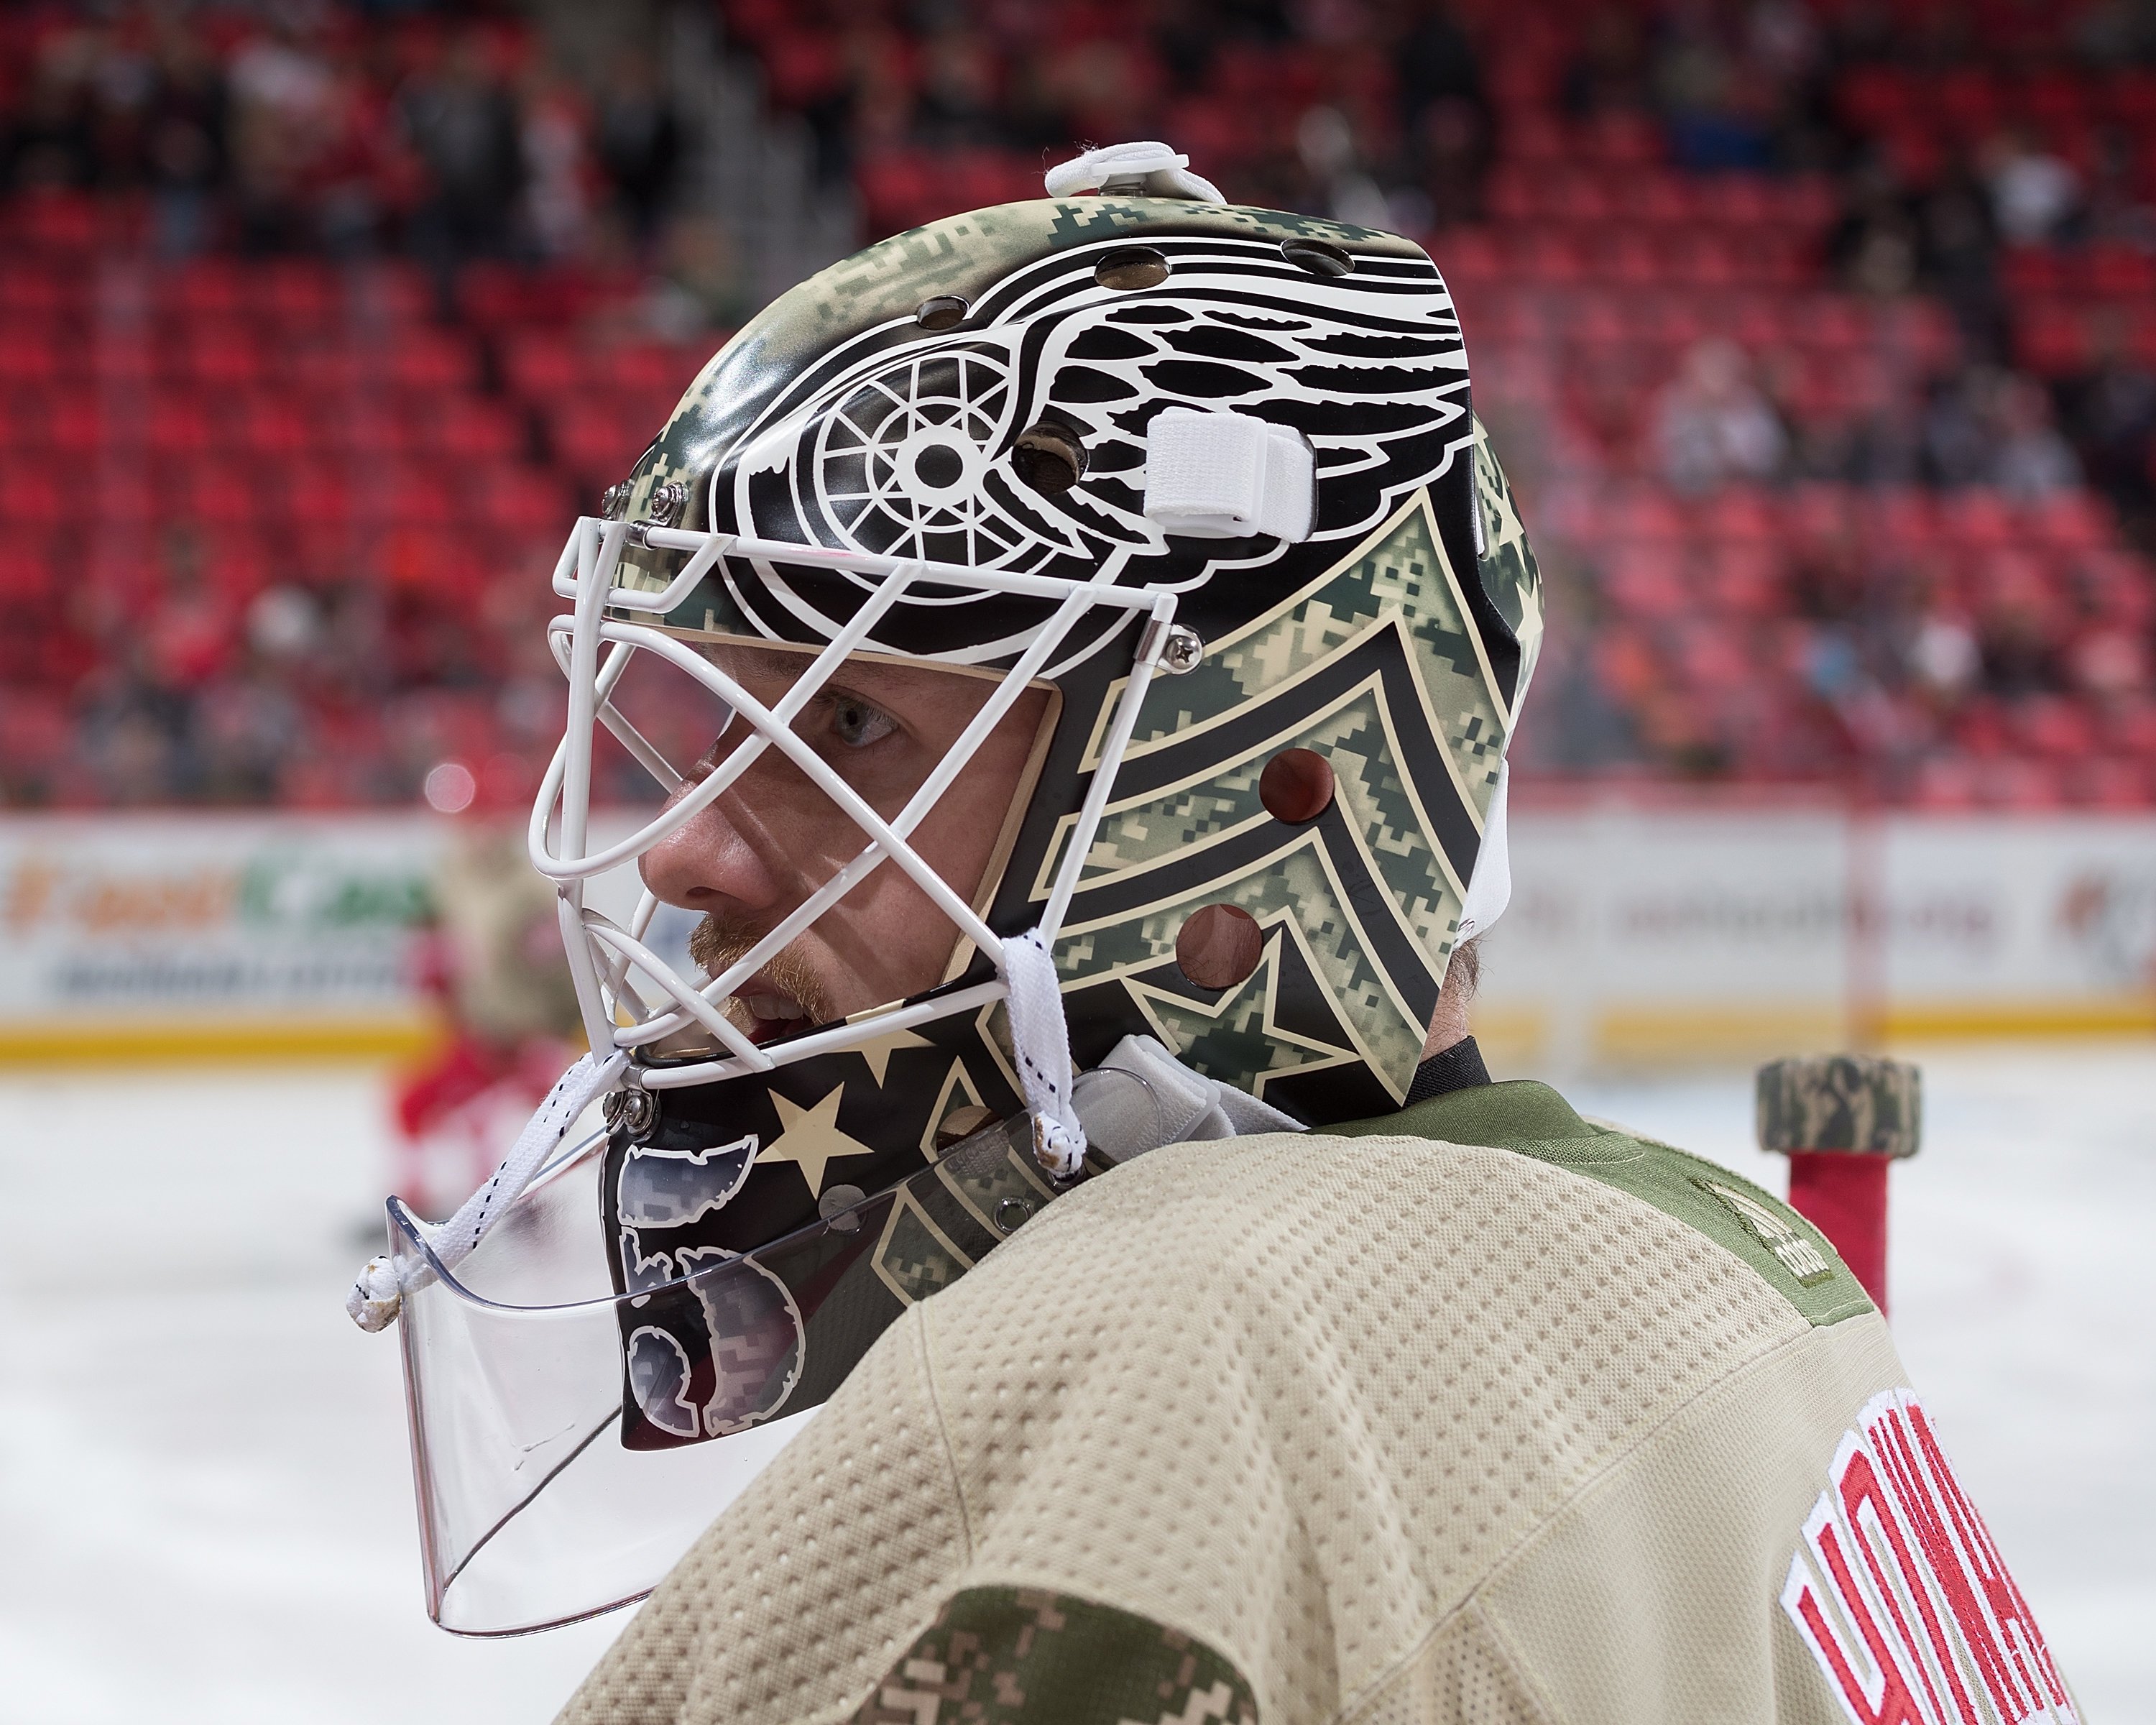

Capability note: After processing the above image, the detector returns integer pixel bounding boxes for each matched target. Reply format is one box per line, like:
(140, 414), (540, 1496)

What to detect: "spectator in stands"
(1297, 106), (1391, 229)
(1974, 551), (2065, 699)
(226, 9), (344, 252)
(593, 47), (681, 252)
(1846, 218), (1918, 300)
(1991, 376), (2083, 499)
(1560, 8), (1650, 121)
(143, 14), (229, 257)
(844, 22), (921, 165)
(520, 73), (595, 260)
(1395, 3), (1487, 229)
(1923, 367), (2004, 489)
(1981, 126), (2080, 247)
(1919, 367), (2078, 498)
(1654, 12), (1774, 172)
(1830, 163), (1919, 298)
(5, 31), (96, 193)
(913, 27), (1003, 150)
(1904, 600), (1983, 712)
(398, 28), (525, 271)
(1912, 162), (2003, 359)
(1654, 338), (1788, 492)
(2058, 312), (2156, 540)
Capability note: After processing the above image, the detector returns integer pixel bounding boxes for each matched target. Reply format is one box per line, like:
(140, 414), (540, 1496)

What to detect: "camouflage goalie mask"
(370, 144), (1543, 1635)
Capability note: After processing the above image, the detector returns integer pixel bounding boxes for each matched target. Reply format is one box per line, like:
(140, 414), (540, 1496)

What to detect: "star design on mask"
(1129, 926), (1357, 1100)
(758, 1082), (877, 1198)
(849, 1025), (934, 1086)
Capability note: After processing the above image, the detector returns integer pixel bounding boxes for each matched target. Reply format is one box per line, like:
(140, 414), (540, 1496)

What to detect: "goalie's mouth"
(736, 978), (815, 1047)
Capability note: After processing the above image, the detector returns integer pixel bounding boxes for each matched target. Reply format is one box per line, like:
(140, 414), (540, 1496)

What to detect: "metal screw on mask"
(645, 482), (687, 526)
(1158, 625), (1204, 673)
(599, 481), (632, 519)
(992, 1196), (1036, 1234)
(604, 1086), (658, 1141)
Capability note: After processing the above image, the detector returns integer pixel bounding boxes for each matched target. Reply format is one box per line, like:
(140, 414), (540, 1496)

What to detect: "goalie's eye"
(826, 691), (898, 750)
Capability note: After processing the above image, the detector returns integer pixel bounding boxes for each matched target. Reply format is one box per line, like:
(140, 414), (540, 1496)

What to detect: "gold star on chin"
(758, 1082), (877, 1198)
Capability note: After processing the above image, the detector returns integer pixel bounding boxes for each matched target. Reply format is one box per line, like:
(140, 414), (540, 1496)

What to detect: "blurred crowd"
(733, 0), (2156, 534)
(717, 0), (2156, 799)
(0, 1), (748, 312)
(4, 0), (2156, 808)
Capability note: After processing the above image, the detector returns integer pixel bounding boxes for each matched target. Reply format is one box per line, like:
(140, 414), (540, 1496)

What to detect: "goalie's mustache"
(688, 914), (834, 1030)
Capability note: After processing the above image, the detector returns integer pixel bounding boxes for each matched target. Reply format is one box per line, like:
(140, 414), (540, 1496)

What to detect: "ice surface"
(0, 1044), (2147, 1723)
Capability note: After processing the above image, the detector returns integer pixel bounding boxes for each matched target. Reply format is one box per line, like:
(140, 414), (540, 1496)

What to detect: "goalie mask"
(361, 143), (1544, 1635)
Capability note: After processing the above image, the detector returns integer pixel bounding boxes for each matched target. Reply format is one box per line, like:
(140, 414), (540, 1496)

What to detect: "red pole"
(1784, 1151), (1892, 1312)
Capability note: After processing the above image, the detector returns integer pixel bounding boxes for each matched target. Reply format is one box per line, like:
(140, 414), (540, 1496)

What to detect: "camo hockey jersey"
(559, 1080), (2078, 1725)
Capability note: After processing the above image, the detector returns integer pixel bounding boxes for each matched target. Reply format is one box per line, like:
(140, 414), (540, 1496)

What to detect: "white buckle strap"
(1000, 929), (1088, 1179)
(1074, 1034), (1303, 1164)
(1143, 407), (1316, 543)
(1044, 140), (1224, 204)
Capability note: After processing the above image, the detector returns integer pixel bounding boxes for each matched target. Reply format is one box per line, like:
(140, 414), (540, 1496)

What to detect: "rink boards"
(0, 799), (2150, 1067)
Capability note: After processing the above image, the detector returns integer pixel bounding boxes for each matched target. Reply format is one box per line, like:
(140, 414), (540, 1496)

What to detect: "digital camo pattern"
(1756, 1055), (1924, 1159)
(847, 1587), (1258, 1725)
(579, 190), (1545, 1444)
(1473, 413), (1544, 692)
(1046, 487), (1534, 1110)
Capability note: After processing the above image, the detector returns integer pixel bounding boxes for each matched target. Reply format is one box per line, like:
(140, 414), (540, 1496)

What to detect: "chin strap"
(1000, 929), (1089, 1179)
(1074, 1033), (1305, 1162)
(346, 1049), (628, 1333)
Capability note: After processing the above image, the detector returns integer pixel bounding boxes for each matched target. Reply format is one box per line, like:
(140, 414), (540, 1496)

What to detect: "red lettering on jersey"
(1782, 1389), (2076, 1725)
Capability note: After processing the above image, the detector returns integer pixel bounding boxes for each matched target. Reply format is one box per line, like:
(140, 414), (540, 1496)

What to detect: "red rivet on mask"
(1259, 748), (1335, 824)
(1176, 903), (1263, 991)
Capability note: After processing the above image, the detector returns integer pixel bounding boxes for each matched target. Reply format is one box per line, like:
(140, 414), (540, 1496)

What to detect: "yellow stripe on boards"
(0, 1015), (446, 1066)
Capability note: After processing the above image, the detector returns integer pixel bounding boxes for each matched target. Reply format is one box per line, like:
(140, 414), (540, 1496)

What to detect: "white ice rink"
(1, 1044), (2149, 1724)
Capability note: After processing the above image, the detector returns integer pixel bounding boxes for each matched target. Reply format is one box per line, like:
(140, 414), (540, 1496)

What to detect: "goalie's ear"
(1141, 408), (1317, 543)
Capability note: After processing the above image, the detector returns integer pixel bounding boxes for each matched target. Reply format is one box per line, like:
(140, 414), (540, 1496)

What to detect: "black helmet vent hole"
(1010, 422), (1087, 494)
(915, 295), (969, 330)
(1281, 238), (1354, 277)
(1095, 247), (1169, 291)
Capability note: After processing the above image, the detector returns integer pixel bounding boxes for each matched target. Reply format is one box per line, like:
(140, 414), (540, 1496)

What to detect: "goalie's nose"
(638, 782), (785, 917)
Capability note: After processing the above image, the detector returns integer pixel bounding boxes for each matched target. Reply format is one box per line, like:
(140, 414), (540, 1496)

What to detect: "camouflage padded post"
(1756, 1054), (1924, 1161)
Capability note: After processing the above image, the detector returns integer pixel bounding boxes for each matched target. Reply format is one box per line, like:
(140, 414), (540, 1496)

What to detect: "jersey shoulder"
(1328, 1078), (1875, 1328)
